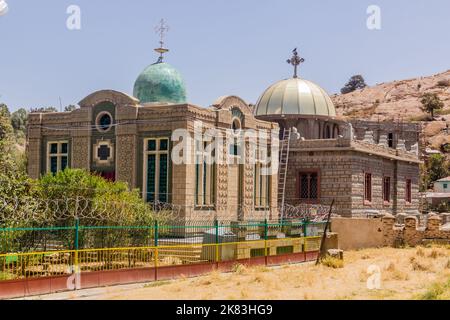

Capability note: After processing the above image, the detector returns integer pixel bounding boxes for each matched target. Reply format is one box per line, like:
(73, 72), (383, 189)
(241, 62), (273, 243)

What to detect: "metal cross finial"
(286, 48), (305, 78)
(154, 19), (170, 63)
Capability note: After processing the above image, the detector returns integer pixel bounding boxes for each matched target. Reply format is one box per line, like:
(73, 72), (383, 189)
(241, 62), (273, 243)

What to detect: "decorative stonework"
(116, 135), (136, 188)
(71, 136), (90, 170)
(93, 139), (114, 166)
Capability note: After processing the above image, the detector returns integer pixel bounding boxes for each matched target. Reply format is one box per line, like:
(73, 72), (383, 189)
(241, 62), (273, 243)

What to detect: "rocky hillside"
(332, 70), (450, 152)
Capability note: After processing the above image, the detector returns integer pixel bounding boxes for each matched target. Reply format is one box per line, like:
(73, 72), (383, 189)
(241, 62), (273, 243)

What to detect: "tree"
(0, 103), (10, 118)
(420, 93), (444, 119)
(0, 103), (14, 163)
(341, 75), (367, 94)
(10, 108), (28, 135)
(423, 154), (449, 190)
(64, 105), (78, 112)
(0, 103), (32, 235)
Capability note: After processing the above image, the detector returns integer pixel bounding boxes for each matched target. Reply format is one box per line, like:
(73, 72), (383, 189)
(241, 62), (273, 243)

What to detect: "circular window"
(96, 112), (113, 132)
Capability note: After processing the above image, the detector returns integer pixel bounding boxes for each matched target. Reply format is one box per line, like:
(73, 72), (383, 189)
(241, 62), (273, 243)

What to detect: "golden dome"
(254, 78), (336, 117)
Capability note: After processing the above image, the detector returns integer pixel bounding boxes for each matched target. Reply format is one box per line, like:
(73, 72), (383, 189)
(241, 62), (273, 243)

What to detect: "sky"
(0, 0), (449, 112)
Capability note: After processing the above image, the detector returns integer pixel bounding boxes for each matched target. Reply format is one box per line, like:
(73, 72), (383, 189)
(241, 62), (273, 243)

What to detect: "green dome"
(133, 62), (187, 104)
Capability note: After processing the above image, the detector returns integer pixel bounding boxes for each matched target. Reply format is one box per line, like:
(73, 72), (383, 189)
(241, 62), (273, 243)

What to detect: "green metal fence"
(0, 220), (327, 255)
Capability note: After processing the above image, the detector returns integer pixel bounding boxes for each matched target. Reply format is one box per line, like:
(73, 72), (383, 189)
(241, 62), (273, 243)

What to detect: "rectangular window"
(298, 171), (319, 201)
(444, 183), (448, 189)
(144, 138), (169, 203)
(47, 141), (69, 174)
(383, 176), (391, 202)
(388, 133), (394, 148)
(195, 140), (215, 207)
(364, 173), (372, 203)
(406, 179), (412, 203)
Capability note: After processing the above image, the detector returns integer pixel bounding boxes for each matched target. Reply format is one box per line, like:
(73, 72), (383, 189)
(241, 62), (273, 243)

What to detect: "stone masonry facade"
(27, 91), (279, 222)
(284, 135), (421, 217)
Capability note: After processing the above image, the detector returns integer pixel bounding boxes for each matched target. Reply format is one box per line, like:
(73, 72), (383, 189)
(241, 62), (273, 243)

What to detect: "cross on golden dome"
(286, 48), (305, 78)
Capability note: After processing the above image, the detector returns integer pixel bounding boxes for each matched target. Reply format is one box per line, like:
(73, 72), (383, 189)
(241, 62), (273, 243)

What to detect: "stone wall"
(382, 214), (450, 247)
(331, 217), (383, 250)
(285, 149), (353, 216)
(286, 145), (420, 217)
(350, 120), (420, 151)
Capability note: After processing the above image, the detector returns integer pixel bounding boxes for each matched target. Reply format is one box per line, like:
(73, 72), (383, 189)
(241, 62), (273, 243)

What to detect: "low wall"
(382, 213), (450, 247)
(0, 251), (319, 300)
(331, 217), (383, 250)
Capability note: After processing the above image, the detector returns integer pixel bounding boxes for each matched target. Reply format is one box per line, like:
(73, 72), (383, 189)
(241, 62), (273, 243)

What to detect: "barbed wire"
(0, 194), (330, 224)
(0, 196), (181, 223)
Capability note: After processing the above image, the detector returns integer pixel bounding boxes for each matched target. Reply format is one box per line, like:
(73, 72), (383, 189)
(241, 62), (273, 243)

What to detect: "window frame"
(297, 169), (320, 203)
(383, 176), (391, 203)
(254, 144), (271, 210)
(364, 172), (372, 204)
(405, 179), (412, 203)
(143, 137), (170, 203)
(387, 132), (394, 148)
(46, 141), (69, 174)
(95, 111), (114, 133)
(195, 139), (216, 209)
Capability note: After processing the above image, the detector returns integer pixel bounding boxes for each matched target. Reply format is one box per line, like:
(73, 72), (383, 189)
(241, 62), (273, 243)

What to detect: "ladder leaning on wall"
(278, 127), (293, 222)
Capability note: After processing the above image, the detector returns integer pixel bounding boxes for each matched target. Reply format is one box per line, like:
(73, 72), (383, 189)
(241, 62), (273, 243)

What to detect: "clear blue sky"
(0, 0), (449, 112)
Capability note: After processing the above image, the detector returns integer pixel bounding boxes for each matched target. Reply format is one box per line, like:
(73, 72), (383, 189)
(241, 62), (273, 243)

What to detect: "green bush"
(35, 168), (158, 225)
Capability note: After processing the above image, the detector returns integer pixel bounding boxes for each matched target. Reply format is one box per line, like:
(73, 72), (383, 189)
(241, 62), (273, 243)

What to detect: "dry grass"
(71, 246), (450, 300)
(320, 256), (344, 269)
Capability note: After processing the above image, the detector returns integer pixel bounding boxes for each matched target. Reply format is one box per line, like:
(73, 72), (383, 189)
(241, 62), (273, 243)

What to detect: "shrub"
(437, 79), (450, 87)
(320, 256), (344, 268)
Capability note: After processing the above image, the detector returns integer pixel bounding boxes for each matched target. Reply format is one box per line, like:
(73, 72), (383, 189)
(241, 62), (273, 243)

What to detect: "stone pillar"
(27, 115), (43, 179)
(27, 138), (42, 179)
(363, 131), (375, 144)
(396, 139), (406, 151)
(382, 214), (396, 246)
(425, 214), (442, 239)
(404, 216), (421, 246)
(71, 136), (91, 170)
(378, 134), (388, 147)
(116, 134), (137, 188)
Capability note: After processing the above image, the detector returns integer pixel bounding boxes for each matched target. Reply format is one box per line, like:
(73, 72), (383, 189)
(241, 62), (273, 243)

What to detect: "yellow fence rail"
(0, 236), (321, 281)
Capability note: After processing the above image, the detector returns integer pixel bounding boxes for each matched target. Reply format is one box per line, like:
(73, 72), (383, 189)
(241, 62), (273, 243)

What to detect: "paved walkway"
(15, 282), (160, 300)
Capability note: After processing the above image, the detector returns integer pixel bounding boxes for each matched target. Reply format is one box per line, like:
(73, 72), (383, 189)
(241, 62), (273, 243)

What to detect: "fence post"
(264, 219), (268, 266)
(154, 220), (159, 281)
(303, 219), (308, 254)
(214, 219), (219, 266)
(74, 218), (80, 276)
(303, 219), (308, 237)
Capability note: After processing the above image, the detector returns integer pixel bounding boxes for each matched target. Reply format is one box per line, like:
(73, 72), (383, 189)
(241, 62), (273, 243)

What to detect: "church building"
(26, 33), (422, 220)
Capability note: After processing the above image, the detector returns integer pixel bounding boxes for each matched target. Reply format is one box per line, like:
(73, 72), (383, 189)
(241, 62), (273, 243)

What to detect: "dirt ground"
(28, 246), (450, 300)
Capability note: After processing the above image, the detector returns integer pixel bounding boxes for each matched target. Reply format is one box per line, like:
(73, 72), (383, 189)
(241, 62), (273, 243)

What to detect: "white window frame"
(47, 141), (69, 174)
(143, 137), (170, 202)
(254, 143), (270, 210)
(195, 139), (215, 208)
